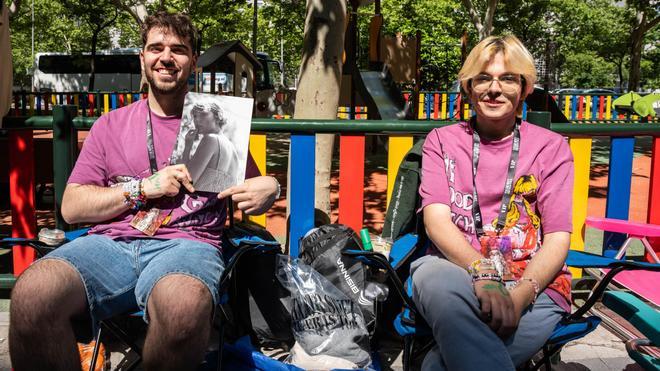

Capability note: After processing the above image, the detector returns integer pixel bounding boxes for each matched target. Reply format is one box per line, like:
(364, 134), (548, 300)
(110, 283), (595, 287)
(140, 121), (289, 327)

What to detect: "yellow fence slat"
(564, 96), (570, 119)
(585, 96), (591, 119)
(418, 94), (425, 120)
(387, 135), (414, 208)
(28, 95), (34, 116)
(569, 137), (592, 278)
(441, 93), (447, 120)
(103, 94), (110, 114)
(247, 134), (268, 226)
(605, 96), (612, 120)
(464, 103), (470, 120)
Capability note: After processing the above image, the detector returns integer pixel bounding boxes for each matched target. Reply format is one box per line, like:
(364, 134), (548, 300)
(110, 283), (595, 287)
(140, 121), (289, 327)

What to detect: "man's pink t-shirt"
(67, 98), (258, 249)
(419, 120), (574, 311)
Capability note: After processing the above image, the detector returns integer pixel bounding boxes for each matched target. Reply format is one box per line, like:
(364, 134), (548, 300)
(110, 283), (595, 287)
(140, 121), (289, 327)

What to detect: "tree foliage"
(6, 0), (660, 91)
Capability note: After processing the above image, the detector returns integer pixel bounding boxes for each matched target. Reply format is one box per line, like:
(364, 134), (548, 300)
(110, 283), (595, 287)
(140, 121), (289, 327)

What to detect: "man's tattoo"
(482, 283), (510, 296)
(149, 173), (161, 190)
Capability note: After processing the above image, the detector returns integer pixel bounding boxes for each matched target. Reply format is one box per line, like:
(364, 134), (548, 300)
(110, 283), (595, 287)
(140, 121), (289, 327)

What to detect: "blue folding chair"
(343, 233), (660, 371)
(0, 216), (283, 371)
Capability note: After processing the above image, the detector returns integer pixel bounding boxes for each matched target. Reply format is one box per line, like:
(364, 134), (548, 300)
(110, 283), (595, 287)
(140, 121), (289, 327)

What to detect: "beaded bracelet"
(513, 278), (541, 303)
(122, 179), (147, 211)
(472, 272), (503, 283)
(467, 258), (496, 276)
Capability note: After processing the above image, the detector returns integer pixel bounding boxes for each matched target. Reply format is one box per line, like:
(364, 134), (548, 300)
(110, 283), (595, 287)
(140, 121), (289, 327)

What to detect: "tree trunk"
(617, 57), (624, 92)
(111, 0), (148, 26)
(7, 0), (20, 18)
(628, 17), (644, 92)
(627, 10), (660, 92)
(90, 29), (99, 91)
(461, 0), (498, 40)
(291, 0), (346, 220)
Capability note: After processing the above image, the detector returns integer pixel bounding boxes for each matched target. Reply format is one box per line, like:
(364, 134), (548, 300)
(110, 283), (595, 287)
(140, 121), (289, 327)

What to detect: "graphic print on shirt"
(445, 153), (476, 238)
(112, 173), (221, 230)
(483, 173), (571, 301)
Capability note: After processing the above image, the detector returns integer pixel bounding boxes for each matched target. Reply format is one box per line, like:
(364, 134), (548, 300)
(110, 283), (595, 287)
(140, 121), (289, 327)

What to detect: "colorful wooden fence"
(12, 91), (659, 123)
(10, 91), (146, 118)
(3, 110), (660, 277)
(402, 92), (658, 123)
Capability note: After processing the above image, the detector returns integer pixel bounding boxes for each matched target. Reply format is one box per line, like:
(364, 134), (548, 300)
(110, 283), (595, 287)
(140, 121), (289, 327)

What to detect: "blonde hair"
(458, 35), (537, 113)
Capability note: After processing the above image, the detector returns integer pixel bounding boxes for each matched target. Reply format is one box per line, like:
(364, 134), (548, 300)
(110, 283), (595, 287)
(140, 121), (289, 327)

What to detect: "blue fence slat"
(603, 137), (635, 257)
(36, 95), (42, 115)
(426, 93), (432, 120)
(571, 95), (578, 120)
(448, 94), (456, 120)
(111, 94), (118, 110)
(612, 95), (619, 118)
(288, 133), (315, 258)
(591, 96), (598, 120)
(522, 102), (528, 120)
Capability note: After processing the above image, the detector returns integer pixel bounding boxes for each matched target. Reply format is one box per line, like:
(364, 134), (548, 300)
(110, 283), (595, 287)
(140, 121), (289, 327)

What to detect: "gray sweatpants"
(411, 255), (565, 371)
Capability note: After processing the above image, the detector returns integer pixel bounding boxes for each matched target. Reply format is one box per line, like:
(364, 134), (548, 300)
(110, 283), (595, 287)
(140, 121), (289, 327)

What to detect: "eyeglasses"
(471, 74), (523, 93)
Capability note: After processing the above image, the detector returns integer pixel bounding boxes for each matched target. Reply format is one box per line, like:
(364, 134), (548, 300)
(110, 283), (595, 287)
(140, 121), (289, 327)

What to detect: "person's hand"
(473, 279), (519, 338)
(141, 164), (194, 199)
(218, 176), (278, 215)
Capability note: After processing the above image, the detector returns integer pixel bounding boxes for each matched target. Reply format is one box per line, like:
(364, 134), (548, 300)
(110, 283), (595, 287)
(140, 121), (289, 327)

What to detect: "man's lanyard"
(146, 106), (159, 175)
(471, 117), (521, 236)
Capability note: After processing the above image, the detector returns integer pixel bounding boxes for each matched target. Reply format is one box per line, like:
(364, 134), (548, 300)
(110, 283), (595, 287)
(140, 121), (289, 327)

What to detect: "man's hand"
(142, 164), (195, 199)
(218, 176), (278, 215)
(474, 279), (520, 338)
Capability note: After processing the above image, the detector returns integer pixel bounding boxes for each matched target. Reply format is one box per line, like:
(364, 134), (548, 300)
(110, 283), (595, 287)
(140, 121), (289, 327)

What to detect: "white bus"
(32, 49), (142, 92)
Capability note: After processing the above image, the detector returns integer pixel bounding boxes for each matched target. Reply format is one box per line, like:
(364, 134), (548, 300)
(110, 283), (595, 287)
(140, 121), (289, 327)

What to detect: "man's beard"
(145, 68), (189, 96)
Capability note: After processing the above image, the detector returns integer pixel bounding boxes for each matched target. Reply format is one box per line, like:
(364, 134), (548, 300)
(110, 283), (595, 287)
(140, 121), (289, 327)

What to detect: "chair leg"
(543, 345), (552, 371)
(89, 325), (102, 371)
(216, 318), (224, 371)
(403, 335), (412, 371)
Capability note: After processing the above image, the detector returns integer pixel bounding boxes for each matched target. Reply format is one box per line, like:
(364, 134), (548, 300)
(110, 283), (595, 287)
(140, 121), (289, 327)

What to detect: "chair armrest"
(0, 238), (59, 258)
(567, 250), (660, 318)
(342, 249), (418, 311)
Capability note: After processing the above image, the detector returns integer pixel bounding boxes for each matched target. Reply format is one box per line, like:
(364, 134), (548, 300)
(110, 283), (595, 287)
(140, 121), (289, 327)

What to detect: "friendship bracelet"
(472, 272), (503, 283)
(467, 258), (496, 276)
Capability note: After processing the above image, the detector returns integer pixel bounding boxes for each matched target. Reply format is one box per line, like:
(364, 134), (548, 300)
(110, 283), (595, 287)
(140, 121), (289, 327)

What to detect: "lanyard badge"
(471, 118), (521, 281)
(130, 104), (170, 236)
(479, 235), (514, 281)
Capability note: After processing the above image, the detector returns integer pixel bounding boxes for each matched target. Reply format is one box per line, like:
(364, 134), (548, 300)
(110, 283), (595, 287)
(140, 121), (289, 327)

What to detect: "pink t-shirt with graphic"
(68, 98), (259, 249)
(419, 120), (574, 311)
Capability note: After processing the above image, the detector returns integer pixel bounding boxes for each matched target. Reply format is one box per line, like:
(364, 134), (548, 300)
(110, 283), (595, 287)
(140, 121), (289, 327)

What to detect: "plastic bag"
(275, 255), (371, 369)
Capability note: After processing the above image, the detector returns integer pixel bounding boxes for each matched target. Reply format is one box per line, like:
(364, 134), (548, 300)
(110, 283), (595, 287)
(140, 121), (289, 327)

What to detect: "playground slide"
(356, 70), (408, 120)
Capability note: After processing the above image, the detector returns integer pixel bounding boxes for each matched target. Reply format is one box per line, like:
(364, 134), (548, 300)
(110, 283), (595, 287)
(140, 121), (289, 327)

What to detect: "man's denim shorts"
(44, 234), (225, 326)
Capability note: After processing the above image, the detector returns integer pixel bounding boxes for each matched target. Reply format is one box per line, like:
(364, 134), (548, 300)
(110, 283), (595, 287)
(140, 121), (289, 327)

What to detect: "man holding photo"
(9, 11), (279, 370)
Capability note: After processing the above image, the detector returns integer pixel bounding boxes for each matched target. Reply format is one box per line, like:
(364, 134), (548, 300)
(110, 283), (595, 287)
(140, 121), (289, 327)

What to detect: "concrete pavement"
(0, 310), (646, 370)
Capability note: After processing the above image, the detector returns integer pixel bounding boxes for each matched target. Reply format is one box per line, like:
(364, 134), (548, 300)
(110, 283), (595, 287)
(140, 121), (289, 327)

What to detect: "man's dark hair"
(141, 11), (198, 53)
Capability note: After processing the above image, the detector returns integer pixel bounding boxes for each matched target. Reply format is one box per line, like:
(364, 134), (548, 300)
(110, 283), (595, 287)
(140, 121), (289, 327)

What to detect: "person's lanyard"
(471, 117), (521, 236)
(145, 106), (159, 175)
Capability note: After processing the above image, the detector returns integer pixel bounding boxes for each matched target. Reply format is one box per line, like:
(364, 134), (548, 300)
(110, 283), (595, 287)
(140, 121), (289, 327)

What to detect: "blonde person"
(412, 35), (573, 370)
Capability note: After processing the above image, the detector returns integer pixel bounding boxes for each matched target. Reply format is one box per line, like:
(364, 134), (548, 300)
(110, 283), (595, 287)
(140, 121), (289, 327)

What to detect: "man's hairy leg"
(143, 274), (213, 371)
(9, 259), (88, 370)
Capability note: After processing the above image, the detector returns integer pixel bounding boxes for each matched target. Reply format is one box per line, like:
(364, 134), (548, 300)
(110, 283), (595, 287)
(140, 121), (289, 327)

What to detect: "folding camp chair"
(343, 233), (660, 371)
(0, 204), (282, 371)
